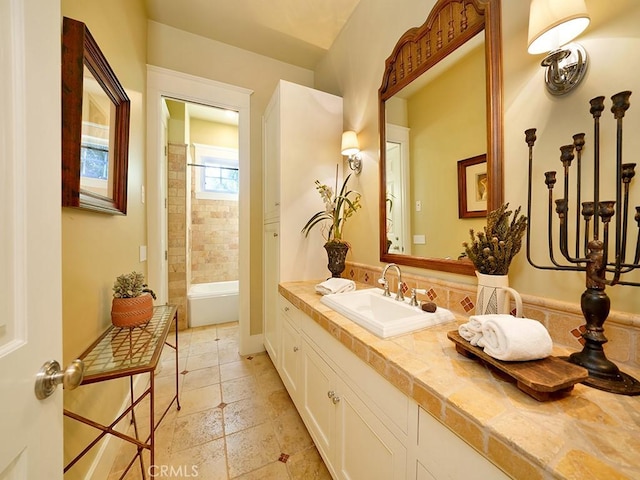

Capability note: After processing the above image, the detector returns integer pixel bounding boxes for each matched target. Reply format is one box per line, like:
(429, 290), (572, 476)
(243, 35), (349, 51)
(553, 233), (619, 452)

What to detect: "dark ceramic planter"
(324, 241), (349, 278)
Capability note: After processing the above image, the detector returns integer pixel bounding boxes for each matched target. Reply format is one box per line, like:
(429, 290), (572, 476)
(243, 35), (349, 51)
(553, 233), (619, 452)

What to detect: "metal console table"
(64, 305), (181, 478)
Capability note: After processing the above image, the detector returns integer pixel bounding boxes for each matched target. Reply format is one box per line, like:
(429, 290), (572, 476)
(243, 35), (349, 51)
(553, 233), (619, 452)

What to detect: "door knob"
(35, 359), (85, 400)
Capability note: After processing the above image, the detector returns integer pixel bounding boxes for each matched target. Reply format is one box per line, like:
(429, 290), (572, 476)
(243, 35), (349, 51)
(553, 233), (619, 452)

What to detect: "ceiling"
(145, 0), (362, 70)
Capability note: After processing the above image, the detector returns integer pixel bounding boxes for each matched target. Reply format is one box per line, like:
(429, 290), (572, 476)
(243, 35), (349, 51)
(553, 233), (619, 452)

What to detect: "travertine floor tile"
(182, 365), (221, 391)
(172, 408), (224, 451)
(287, 446), (332, 480)
(226, 422), (282, 477)
(107, 323), (328, 480)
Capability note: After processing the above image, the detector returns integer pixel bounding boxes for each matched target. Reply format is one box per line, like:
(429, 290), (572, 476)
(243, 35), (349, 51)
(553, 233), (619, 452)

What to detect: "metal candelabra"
(525, 91), (640, 395)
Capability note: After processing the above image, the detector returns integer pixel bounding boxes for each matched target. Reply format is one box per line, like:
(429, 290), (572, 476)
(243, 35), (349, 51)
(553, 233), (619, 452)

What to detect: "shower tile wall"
(167, 142), (240, 330)
(168, 143), (188, 329)
(190, 183), (239, 284)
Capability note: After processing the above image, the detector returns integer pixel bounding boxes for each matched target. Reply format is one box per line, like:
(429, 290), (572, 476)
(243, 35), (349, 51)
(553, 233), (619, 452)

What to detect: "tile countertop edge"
(278, 280), (640, 480)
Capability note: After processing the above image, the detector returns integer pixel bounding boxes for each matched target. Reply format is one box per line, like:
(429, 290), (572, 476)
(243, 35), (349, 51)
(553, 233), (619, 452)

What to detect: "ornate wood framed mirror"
(62, 17), (130, 215)
(379, 0), (503, 275)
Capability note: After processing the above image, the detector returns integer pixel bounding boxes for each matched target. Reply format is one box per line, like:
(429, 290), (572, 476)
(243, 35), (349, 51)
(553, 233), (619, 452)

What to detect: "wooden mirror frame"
(62, 17), (130, 215)
(379, 0), (503, 275)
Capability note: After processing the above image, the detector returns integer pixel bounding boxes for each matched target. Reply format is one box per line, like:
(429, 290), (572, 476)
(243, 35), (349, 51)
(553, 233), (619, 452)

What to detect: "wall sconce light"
(341, 130), (362, 174)
(527, 0), (590, 95)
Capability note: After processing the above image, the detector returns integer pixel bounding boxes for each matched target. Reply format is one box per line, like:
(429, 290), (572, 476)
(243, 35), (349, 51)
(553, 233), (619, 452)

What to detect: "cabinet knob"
(284, 306), (289, 312)
(332, 395), (341, 404)
(327, 390), (335, 399)
(273, 232), (279, 237)
(293, 346), (299, 352)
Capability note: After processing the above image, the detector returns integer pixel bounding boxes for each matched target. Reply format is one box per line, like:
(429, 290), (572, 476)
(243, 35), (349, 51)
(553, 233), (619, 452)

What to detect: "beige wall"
(316, 0), (640, 315)
(61, 0), (147, 477)
(147, 21), (314, 335)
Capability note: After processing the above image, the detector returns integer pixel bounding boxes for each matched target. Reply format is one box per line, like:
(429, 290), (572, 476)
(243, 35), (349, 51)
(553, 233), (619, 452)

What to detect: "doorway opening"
(164, 100), (240, 330)
(146, 66), (257, 354)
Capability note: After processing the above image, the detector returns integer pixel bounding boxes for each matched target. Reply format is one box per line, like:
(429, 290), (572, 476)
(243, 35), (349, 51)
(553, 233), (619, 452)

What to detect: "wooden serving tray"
(447, 331), (589, 401)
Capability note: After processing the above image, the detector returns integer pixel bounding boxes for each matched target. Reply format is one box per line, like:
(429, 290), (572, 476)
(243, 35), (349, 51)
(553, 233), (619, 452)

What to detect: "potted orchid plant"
(302, 167), (362, 277)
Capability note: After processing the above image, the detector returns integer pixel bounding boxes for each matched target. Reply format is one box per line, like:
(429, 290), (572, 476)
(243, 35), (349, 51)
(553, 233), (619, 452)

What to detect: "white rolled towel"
(477, 314), (552, 361)
(315, 278), (356, 295)
(458, 315), (489, 346)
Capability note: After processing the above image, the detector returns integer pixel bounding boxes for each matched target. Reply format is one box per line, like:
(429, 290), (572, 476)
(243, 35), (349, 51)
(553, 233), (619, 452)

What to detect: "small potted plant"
(111, 271), (157, 327)
(302, 167), (362, 277)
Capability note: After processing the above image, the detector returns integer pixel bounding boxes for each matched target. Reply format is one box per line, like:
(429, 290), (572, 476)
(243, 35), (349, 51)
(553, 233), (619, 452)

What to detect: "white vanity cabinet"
(261, 79), (342, 280)
(275, 292), (513, 480)
(280, 298), (302, 398)
(279, 296), (409, 480)
(300, 330), (408, 480)
(263, 222), (280, 363)
(262, 80), (343, 367)
(416, 407), (510, 480)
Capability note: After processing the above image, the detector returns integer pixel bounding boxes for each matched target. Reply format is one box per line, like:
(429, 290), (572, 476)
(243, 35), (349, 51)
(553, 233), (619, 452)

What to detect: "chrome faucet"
(380, 263), (405, 301)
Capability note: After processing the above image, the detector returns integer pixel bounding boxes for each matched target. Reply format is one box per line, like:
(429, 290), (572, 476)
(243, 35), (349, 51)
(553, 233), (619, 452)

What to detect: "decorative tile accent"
(364, 272), (369, 283)
(461, 296), (474, 312)
(427, 288), (437, 300)
(246, 355), (254, 360)
(181, 370), (189, 375)
(571, 325), (587, 346)
(278, 453), (290, 463)
(217, 402), (227, 409)
(349, 268), (356, 279)
(401, 282), (409, 294)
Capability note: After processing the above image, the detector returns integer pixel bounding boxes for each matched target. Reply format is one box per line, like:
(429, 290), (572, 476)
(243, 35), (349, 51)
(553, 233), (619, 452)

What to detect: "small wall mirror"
(62, 17), (130, 215)
(379, 0), (503, 275)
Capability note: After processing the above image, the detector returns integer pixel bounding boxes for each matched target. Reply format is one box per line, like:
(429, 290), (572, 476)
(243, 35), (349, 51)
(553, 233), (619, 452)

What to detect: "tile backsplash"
(344, 261), (640, 372)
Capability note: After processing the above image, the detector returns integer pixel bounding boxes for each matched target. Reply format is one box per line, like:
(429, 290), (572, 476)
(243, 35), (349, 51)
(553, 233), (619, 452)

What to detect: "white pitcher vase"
(475, 272), (523, 317)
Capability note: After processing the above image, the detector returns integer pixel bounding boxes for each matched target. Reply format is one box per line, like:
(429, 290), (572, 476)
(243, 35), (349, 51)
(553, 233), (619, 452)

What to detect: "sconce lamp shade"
(527, 0), (590, 54)
(341, 130), (360, 156)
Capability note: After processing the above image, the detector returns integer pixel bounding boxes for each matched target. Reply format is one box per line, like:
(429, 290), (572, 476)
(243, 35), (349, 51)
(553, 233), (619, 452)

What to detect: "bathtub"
(187, 280), (239, 327)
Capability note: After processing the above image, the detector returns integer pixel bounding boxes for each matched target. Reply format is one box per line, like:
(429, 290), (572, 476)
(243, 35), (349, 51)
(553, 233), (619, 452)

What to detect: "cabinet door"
(417, 408), (509, 480)
(263, 90), (280, 222)
(335, 377), (407, 480)
(301, 339), (335, 462)
(263, 223), (280, 364)
(280, 318), (301, 400)
(416, 462), (437, 480)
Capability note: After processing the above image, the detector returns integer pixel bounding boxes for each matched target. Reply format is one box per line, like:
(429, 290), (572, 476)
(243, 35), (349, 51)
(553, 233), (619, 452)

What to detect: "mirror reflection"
(384, 32), (486, 260)
(80, 66), (114, 199)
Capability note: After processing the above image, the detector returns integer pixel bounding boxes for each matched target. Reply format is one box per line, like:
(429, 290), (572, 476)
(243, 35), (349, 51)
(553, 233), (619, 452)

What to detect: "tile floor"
(107, 322), (332, 479)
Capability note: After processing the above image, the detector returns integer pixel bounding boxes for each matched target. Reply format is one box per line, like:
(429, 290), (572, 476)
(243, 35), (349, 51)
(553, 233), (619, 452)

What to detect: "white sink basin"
(320, 288), (455, 339)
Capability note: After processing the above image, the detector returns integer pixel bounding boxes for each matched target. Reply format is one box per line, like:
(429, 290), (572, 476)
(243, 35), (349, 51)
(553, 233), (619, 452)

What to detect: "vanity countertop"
(279, 280), (640, 480)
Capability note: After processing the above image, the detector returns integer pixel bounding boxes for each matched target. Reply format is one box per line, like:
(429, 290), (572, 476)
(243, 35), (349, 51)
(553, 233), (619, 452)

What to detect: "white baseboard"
(239, 333), (265, 356)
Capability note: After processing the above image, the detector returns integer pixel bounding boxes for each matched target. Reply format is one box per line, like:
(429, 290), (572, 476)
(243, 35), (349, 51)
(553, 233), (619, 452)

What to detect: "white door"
(0, 1), (64, 479)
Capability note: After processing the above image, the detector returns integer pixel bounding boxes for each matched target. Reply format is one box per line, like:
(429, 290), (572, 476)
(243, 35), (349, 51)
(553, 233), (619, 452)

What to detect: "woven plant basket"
(111, 294), (154, 328)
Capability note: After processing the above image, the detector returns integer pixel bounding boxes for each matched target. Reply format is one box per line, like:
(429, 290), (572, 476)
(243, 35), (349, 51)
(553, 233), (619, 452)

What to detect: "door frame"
(146, 66), (259, 353)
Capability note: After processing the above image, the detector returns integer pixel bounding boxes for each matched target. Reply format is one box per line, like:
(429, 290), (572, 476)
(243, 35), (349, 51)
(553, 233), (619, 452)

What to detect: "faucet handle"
(378, 278), (391, 296)
(410, 288), (427, 307)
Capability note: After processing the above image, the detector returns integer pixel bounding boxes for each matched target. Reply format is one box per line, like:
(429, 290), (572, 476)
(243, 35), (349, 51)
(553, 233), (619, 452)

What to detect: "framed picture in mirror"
(61, 17), (130, 215)
(457, 154), (487, 219)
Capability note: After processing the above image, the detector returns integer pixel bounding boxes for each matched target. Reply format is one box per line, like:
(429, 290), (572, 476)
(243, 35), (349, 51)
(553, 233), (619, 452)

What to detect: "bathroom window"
(193, 144), (239, 201)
